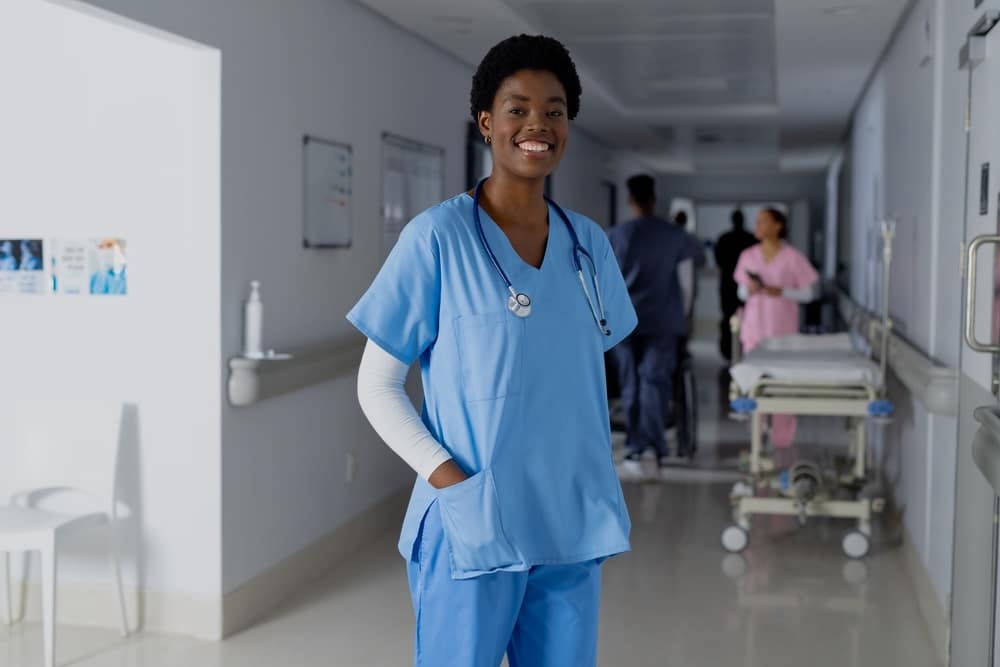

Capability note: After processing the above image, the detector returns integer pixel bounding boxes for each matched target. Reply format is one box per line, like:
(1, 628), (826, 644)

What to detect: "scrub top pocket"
(435, 469), (520, 578)
(454, 312), (525, 402)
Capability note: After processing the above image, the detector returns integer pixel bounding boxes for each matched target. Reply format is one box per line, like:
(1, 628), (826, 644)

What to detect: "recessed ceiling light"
(823, 5), (867, 16)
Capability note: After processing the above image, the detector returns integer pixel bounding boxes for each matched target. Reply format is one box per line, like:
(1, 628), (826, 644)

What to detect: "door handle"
(965, 235), (1000, 353)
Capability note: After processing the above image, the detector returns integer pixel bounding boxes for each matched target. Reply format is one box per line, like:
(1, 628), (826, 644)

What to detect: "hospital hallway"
(0, 341), (939, 666)
(10, 0), (1000, 665)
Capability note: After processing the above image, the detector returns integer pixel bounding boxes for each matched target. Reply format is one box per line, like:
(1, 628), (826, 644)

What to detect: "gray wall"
(841, 0), (968, 618)
(81, 0), (621, 598)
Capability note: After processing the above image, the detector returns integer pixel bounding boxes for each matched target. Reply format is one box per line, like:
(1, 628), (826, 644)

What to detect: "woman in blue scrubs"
(349, 34), (637, 666)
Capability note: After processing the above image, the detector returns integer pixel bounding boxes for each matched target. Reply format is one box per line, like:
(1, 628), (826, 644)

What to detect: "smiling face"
(478, 69), (570, 183)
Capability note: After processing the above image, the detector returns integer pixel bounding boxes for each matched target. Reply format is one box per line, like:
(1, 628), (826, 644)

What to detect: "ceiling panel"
(505, 0), (776, 108)
(356, 0), (911, 173)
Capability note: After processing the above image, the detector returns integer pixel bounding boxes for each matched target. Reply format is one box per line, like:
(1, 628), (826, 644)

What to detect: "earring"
(484, 135), (492, 145)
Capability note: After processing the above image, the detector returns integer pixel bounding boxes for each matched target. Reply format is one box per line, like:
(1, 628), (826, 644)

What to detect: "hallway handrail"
(228, 333), (366, 407)
(836, 289), (958, 416)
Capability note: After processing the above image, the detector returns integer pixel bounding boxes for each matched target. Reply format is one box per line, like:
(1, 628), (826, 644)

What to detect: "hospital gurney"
(722, 223), (896, 560)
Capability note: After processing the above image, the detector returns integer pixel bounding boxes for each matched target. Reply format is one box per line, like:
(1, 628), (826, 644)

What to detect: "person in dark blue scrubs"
(610, 175), (699, 478)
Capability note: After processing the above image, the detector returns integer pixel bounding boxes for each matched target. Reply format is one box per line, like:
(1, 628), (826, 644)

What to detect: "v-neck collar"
(466, 193), (554, 275)
(760, 242), (785, 265)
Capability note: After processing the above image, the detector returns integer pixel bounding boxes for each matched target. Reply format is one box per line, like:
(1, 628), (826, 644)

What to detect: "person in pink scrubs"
(734, 208), (819, 448)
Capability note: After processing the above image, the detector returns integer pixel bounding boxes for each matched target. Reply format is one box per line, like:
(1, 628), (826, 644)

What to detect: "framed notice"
(382, 133), (444, 255)
(303, 135), (353, 248)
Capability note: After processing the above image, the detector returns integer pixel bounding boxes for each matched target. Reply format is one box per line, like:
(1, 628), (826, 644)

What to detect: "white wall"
(77, 0), (470, 596)
(78, 0), (621, 602)
(0, 0), (222, 609)
(842, 0), (971, 613)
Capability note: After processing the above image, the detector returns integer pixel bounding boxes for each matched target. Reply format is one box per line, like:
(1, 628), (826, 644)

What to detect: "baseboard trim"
(16, 582), (222, 639)
(10, 490), (409, 640)
(220, 489), (409, 638)
(900, 527), (949, 665)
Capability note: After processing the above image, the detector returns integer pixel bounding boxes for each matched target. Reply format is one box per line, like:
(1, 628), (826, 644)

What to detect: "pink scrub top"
(734, 243), (819, 352)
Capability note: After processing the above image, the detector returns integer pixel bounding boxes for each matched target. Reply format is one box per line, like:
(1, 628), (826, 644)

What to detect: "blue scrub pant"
(613, 333), (678, 460)
(407, 502), (602, 667)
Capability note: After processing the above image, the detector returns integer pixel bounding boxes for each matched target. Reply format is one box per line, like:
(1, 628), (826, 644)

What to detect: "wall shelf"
(228, 334), (365, 407)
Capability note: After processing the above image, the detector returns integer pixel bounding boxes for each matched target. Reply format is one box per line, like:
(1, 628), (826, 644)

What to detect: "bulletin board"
(303, 135), (353, 248)
(382, 133), (445, 254)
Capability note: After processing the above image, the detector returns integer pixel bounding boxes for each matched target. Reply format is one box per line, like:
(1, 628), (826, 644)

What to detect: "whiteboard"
(382, 133), (444, 255)
(303, 135), (352, 248)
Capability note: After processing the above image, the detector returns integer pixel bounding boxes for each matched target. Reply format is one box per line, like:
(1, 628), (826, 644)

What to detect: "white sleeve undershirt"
(737, 282), (817, 303)
(677, 259), (694, 318)
(356, 339), (452, 481)
(783, 283), (818, 303)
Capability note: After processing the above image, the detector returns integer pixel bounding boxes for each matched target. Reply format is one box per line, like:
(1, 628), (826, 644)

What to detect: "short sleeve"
(792, 250), (820, 288)
(598, 233), (638, 351)
(346, 215), (441, 365)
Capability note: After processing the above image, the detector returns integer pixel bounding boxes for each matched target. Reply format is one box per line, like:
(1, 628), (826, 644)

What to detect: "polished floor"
(1, 342), (941, 666)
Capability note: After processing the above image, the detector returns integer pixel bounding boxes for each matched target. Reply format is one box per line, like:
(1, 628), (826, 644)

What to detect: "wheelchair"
(606, 336), (698, 460)
(669, 337), (698, 460)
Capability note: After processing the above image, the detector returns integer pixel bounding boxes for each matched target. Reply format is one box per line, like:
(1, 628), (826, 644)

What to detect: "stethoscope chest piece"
(473, 178), (607, 334)
(508, 292), (532, 318)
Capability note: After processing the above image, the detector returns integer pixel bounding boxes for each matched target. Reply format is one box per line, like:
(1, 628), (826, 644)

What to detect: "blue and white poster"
(52, 238), (128, 296)
(0, 239), (46, 295)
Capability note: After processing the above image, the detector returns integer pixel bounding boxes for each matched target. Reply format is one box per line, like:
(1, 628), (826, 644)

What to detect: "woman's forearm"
(357, 339), (454, 482)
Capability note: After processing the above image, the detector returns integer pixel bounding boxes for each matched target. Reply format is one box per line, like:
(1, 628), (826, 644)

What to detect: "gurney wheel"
(722, 525), (749, 553)
(842, 531), (870, 559)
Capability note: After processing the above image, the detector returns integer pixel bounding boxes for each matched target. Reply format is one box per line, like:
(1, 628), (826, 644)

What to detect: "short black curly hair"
(470, 34), (582, 122)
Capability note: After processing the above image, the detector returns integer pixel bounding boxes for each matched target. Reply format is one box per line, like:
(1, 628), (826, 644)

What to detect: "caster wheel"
(722, 525), (749, 553)
(842, 531), (870, 559)
(721, 553), (748, 579)
(842, 560), (869, 585)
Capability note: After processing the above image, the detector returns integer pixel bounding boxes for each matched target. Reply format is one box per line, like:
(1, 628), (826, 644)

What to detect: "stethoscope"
(472, 178), (610, 337)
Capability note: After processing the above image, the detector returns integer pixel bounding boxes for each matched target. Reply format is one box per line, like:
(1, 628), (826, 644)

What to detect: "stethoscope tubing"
(472, 178), (610, 335)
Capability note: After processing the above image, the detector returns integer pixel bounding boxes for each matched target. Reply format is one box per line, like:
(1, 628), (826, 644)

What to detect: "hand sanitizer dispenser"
(244, 280), (263, 358)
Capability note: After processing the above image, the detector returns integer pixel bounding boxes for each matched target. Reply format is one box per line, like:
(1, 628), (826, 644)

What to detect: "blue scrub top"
(347, 193), (637, 579)
(609, 216), (699, 337)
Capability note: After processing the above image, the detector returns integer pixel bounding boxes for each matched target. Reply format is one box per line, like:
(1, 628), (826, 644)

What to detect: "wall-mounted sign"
(0, 239), (45, 294)
(52, 238), (128, 295)
(303, 135), (352, 248)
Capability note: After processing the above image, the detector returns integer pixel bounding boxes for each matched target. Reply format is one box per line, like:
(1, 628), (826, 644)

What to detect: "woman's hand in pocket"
(429, 460), (469, 489)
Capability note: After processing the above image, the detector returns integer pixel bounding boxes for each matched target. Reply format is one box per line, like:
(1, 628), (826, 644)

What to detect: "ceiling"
(355, 0), (911, 173)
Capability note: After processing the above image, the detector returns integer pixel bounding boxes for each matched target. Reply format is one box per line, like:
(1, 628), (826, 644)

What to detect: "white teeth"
(518, 141), (550, 153)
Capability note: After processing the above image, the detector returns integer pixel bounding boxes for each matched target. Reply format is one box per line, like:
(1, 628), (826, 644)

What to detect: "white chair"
(0, 399), (130, 667)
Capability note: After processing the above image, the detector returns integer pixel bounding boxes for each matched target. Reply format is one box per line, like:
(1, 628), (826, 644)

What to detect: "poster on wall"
(52, 238), (128, 295)
(382, 133), (444, 255)
(0, 239), (46, 294)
